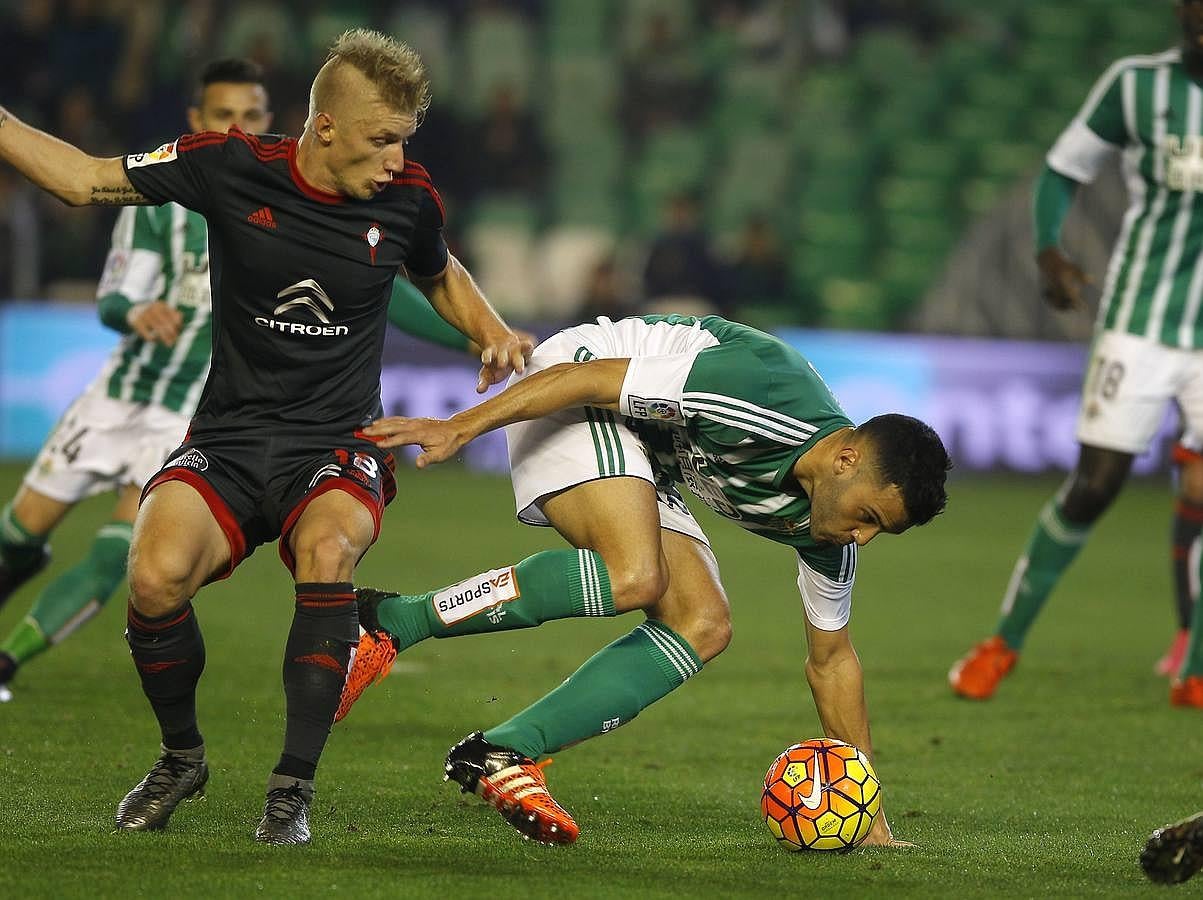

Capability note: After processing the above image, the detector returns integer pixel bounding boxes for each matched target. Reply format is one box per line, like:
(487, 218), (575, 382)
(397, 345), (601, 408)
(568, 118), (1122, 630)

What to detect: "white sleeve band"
(796, 555), (853, 632)
(618, 353), (701, 425)
(96, 248), (167, 302)
(1046, 119), (1119, 184)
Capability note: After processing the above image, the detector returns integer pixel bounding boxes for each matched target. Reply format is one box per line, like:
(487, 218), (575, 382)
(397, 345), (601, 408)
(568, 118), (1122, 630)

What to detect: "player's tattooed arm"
(89, 183), (150, 206)
(0, 107), (147, 206)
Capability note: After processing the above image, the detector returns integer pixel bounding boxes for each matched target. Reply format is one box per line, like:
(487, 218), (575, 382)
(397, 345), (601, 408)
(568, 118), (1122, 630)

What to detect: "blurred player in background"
(0, 29), (529, 844)
(0, 58), (272, 703)
(1161, 435), (1203, 677)
(337, 313), (950, 847)
(950, 0), (1203, 706)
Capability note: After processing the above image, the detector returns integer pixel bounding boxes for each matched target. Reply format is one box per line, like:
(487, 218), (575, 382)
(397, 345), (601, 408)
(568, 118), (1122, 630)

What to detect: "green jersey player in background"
(336, 313), (950, 847)
(0, 59), (483, 703)
(950, 0), (1203, 707)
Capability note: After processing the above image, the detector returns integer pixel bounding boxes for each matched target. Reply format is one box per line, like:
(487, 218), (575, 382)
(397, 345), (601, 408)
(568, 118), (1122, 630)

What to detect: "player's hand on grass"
(363, 416), (467, 467)
(1037, 246), (1092, 312)
(860, 814), (915, 848)
(128, 300), (183, 346)
(476, 330), (534, 393)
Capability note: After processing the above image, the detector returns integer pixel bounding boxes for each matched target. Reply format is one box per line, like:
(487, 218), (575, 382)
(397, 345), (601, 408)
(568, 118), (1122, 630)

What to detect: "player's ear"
(311, 111), (335, 145)
(833, 445), (860, 475)
(186, 107), (203, 134)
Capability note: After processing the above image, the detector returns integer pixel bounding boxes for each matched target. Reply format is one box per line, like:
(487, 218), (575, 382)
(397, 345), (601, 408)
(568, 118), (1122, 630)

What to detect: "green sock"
(0, 501), (48, 570)
(0, 522), (131, 666)
(484, 619), (702, 759)
(1181, 554), (1203, 678)
(996, 499), (1089, 650)
(376, 549), (615, 650)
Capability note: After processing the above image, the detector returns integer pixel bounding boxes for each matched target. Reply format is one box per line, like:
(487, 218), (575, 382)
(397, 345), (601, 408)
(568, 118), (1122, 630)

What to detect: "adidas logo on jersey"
(247, 206), (277, 230)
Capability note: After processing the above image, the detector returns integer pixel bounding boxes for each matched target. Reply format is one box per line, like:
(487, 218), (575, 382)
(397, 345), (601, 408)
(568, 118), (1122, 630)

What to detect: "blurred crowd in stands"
(0, 0), (976, 326)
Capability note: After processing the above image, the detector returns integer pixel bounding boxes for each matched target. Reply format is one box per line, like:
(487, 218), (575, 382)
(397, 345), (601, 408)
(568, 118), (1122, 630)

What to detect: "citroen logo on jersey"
(253, 278), (349, 336)
(274, 279), (334, 322)
(361, 223), (384, 264)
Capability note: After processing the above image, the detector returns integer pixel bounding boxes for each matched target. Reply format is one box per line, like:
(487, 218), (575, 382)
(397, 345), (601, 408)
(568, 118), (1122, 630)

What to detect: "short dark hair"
(857, 413), (951, 527)
(194, 58), (265, 104)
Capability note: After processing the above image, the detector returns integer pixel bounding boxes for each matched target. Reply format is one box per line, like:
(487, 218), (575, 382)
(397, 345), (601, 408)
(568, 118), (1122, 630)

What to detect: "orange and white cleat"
(334, 588), (401, 723)
(1170, 674), (1203, 709)
(1156, 629), (1191, 678)
(444, 731), (580, 844)
(948, 635), (1019, 700)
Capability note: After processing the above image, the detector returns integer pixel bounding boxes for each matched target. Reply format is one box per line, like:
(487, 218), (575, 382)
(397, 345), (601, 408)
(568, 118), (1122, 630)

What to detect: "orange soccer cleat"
(1170, 675), (1203, 709)
(335, 629), (397, 723)
(1156, 629), (1191, 678)
(445, 731), (580, 844)
(334, 588), (401, 723)
(948, 636), (1019, 700)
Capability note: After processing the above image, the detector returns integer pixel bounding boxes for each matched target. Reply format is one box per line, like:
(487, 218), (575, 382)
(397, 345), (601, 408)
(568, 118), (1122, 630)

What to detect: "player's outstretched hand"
(1037, 246), (1092, 312)
(362, 416), (468, 467)
(128, 300), (183, 346)
(476, 330), (534, 394)
(860, 814), (916, 848)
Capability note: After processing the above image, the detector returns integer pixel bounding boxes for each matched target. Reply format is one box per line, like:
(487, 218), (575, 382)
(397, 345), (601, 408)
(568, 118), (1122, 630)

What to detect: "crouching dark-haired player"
(337, 313), (951, 847)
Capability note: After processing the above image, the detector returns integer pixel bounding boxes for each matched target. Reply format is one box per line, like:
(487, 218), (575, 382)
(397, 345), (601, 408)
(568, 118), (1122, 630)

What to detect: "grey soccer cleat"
(254, 775), (313, 845)
(1142, 810), (1203, 884)
(115, 745), (208, 830)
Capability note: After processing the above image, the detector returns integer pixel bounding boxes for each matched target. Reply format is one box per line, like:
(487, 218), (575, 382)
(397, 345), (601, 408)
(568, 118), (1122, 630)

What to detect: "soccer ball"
(761, 738), (881, 851)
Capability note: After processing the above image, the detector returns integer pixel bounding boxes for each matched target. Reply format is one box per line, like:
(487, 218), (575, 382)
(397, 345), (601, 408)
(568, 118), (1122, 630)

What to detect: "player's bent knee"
(680, 612), (732, 663)
(127, 552), (195, 615)
(608, 562), (668, 612)
(291, 529), (362, 582)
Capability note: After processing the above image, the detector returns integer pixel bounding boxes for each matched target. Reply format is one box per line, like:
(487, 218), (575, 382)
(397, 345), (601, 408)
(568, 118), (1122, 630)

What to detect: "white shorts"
(1076, 330), (1203, 454)
(23, 379), (191, 504)
(506, 328), (709, 546)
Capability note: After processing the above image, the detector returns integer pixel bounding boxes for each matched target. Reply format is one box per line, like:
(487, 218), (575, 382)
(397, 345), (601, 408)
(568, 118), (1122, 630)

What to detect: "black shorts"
(143, 430), (396, 580)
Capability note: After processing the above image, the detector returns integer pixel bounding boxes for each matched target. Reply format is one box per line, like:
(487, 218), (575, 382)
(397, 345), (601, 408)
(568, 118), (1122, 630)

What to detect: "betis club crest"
(362, 222), (384, 264)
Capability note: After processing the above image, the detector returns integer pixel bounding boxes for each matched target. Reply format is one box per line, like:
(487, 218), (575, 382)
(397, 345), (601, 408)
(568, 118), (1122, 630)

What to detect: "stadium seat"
(546, 0), (613, 55)
(629, 126), (710, 233)
(535, 225), (617, 315)
(819, 278), (891, 331)
(621, 0), (695, 51)
(460, 9), (537, 114)
(465, 197), (539, 317)
(708, 131), (790, 235)
(386, 6), (453, 95)
(709, 62), (784, 133)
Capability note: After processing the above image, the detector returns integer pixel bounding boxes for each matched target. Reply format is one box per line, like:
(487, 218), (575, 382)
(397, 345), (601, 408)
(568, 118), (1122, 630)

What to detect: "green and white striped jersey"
(616, 315), (855, 580)
(95, 203), (211, 413)
(1048, 48), (1203, 349)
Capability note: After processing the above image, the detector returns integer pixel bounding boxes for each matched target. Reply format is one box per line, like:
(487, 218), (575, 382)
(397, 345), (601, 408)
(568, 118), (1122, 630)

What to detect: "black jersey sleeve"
(122, 132), (226, 214)
(397, 162), (449, 277)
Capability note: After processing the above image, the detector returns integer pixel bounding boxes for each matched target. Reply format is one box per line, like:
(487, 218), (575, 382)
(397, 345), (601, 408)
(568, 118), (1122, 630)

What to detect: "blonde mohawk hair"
(325, 29), (431, 122)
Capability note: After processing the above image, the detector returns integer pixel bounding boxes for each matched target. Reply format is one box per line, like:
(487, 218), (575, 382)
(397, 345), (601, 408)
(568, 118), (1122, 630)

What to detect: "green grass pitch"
(0, 460), (1199, 898)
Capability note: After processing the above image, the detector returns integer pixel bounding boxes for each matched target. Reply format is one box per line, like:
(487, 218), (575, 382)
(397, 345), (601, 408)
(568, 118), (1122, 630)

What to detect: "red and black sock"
(274, 582), (358, 781)
(1171, 500), (1203, 630)
(125, 601), (205, 750)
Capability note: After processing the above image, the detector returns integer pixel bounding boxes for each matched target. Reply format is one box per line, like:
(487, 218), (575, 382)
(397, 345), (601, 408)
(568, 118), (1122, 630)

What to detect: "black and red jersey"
(122, 127), (448, 435)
